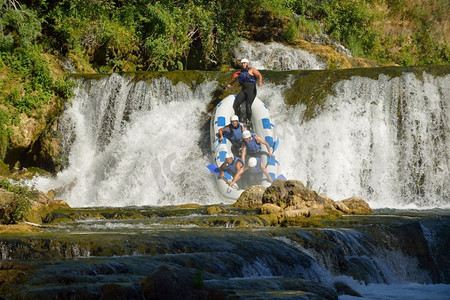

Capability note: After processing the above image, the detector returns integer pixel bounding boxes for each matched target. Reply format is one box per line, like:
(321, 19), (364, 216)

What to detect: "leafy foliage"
(0, 0), (448, 165)
(0, 2), (75, 160)
(286, 0), (449, 65)
(0, 178), (33, 224)
(0, 1), (41, 51)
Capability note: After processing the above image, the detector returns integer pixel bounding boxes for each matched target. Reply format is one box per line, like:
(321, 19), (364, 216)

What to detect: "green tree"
(0, 0), (42, 51)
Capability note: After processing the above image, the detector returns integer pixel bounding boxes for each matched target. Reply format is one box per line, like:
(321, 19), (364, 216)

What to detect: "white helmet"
(242, 130), (251, 139)
(225, 153), (233, 159)
(241, 58), (249, 63)
(248, 157), (257, 168)
(230, 115), (239, 122)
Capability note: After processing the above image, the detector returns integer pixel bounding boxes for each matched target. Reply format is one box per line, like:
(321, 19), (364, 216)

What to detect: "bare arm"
(218, 125), (229, 142)
(261, 164), (273, 183)
(250, 67), (263, 86)
(241, 143), (247, 162)
(256, 136), (273, 156)
(219, 161), (228, 179)
(230, 166), (246, 186)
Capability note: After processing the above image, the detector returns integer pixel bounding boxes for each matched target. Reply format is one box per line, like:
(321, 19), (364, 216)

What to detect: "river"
(15, 42), (450, 299)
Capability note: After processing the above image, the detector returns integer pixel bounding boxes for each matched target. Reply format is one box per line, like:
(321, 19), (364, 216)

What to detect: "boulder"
(335, 197), (372, 214)
(233, 185), (266, 209)
(262, 179), (305, 208)
(9, 113), (46, 149)
(235, 179), (371, 221)
(260, 203), (282, 214)
(1, 186), (69, 225)
(262, 179), (339, 215)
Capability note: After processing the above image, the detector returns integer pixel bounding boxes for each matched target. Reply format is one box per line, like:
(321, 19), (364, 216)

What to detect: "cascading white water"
(233, 40), (326, 70)
(36, 69), (449, 208)
(35, 74), (218, 206)
(259, 73), (450, 209)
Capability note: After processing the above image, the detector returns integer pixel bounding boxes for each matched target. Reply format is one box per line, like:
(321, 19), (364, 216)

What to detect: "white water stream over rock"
(34, 67), (449, 209)
(233, 40), (327, 70)
(29, 39), (448, 210)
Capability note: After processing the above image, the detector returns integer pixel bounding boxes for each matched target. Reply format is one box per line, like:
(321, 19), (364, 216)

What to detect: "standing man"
(227, 58), (263, 124)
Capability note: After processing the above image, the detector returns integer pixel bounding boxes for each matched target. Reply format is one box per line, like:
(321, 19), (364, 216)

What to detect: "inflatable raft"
(209, 94), (280, 202)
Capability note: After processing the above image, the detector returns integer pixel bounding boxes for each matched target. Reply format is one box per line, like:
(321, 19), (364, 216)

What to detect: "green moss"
(9, 167), (50, 181)
(0, 161), (9, 176)
(284, 65), (450, 120)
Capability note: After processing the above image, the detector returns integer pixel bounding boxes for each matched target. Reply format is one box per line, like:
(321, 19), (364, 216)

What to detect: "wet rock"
(262, 179), (341, 217)
(205, 277), (338, 300)
(25, 191), (70, 224)
(175, 203), (202, 209)
(335, 197), (372, 214)
(334, 201), (350, 213)
(333, 281), (362, 297)
(233, 185), (266, 208)
(9, 113), (46, 149)
(260, 203), (282, 214)
(206, 206), (227, 215)
(142, 265), (210, 300)
(1, 184), (69, 225)
(262, 179), (305, 208)
(8, 167), (50, 181)
(0, 261), (34, 296)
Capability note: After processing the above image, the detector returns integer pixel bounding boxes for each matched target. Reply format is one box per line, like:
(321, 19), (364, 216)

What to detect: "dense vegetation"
(0, 0), (449, 163)
(0, 177), (32, 224)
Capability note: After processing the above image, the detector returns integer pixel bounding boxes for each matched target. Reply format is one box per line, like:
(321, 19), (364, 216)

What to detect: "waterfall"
(267, 72), (450, 209)
(35, 74), (218, 207)
(233, 40), (326, 70)
(35, 68), (449, 209)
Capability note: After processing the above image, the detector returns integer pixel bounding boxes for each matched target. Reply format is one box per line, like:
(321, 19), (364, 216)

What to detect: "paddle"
(206, 164), (220, 175)
(206, 164), (240, 189)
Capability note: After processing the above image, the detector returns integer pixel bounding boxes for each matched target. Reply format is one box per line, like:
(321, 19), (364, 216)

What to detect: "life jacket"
(238, 68), (256, 85)
(244, 133), (261, 154)
(228, 122), (243, 145)
(248, 157), (263, 173)
(225, 157), (244, 175)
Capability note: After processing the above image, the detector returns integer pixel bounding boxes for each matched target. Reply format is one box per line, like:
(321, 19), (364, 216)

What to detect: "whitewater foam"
(35, 68), (449, 209)
(233, 40), (326, 70)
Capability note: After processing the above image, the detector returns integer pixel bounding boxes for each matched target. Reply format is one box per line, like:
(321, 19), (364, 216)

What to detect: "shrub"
(0, 178), (33, 224)
(283, 21), (299, 43)
(0, 2), (41, 50)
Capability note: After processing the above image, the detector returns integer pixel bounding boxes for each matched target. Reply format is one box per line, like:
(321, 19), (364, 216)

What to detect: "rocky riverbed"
(1, 181), (449, 299)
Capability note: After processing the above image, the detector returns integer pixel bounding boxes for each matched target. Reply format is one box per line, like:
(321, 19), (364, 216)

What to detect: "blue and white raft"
(208, 94), (281, 202)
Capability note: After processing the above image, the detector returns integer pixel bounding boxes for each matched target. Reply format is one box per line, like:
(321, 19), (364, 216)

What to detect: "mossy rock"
(0, 161), (9, 176)
(260, 203), (282, 214)
(262, 179), (305, 208)
(336, 197), (372, 215)
(9, 167), (51, 181)
(175, 203), (202, 209)
(206, 206), (227, 215)
(233, 185), (266, 209)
